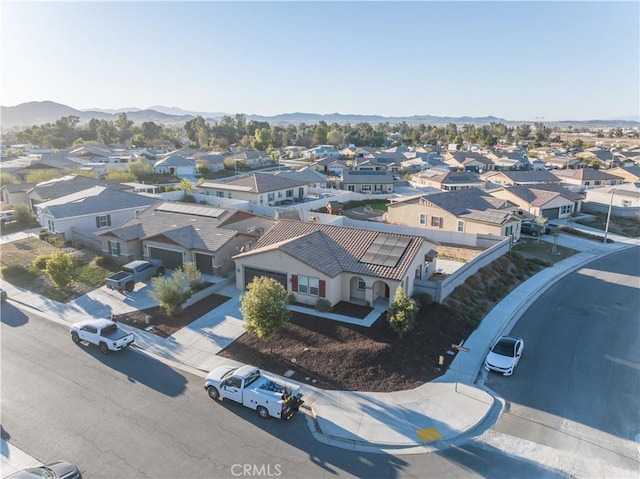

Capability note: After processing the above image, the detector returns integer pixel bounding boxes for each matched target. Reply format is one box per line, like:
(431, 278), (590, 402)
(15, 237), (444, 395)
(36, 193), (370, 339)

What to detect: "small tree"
(181, 261), (202, 289)
(13, 204), (36, 225)
(178, 178), (193, 192)
(240, 276), (291, 346)
(150, 271), (188, 316)
(45, 251), (75, 288)
(387, 286), (419, 337)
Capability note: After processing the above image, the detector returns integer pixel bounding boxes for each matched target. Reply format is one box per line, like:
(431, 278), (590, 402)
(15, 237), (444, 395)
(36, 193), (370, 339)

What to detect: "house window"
(594, 180), (601, 186)
(96, 214), (112, 228)
(457, 220), (464, 232)
(347, 185), (355, 192)
(108, 240), (121, 256)
(419, 213), (427, 225)
(278, 191), (283, 198)
(298, 187), (304, 198)
(227, 192), (232, 198)
(47, 219), (55, 232)
(358, 279), (366, 290)
(505, 225), (513, 236)
(584, 181), (590, 186)
(259, 195), (264, 205)
(286, 189), (294, 198)
(217, 191), (224, 198)
(431, 216), (443, 228)
(374, 184), (382, 191)
(298, 275), (320, 296)
(268, 192), (275, 202)
(560, 205), (574, 215)
(623, 199), (631, 207)
(361, 184), (372, 192)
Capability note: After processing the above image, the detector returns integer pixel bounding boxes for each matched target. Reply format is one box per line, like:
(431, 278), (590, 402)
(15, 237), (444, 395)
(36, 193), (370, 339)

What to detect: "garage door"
(149, 247), (183, 270)
(541, 207), (559, 220)
(244, 267), (287, 289)
(195, 252), (214, 275)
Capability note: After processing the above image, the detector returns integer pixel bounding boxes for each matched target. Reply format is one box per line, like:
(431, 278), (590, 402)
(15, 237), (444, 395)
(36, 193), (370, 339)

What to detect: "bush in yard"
(12, 204), (36, 225)
(1, 264), (27, 278)
(32, 254), (51, 270)
(150, 271), (189, 316)
(44, 251), (75, 288)
(413, 292), (433, 309)
(240, 276), (291, 344)
(181, 261), (202, 289)
(316, 298), (332, 312)
(387, 286), (419, 337)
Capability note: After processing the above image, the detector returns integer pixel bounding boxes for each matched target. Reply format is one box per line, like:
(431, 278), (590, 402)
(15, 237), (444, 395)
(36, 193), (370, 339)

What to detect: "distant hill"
(1, 101), (638, 130)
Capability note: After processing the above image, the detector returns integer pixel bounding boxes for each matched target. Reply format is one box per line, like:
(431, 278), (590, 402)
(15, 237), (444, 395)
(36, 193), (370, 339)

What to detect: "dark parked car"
(6, 461), (81, 479)
(520, 221), (550, 236)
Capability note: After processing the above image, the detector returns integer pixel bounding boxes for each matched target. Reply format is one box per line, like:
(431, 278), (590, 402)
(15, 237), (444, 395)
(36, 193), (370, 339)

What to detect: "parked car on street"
(520, 221), (550, 236)
(205, 364), (304, 419)
(6, 460), (81, 479)
(1, 210), (16, 224)
(484, 335), (524, 376)
(70, 318), (135, 354)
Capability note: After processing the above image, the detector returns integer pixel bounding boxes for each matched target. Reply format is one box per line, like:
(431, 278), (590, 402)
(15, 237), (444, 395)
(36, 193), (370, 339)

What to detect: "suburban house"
(489, 184), (582, 220)
(480, 170), (562, 187)
(302, 145), (340, 159)
(153, 155), (197, 179)
(354, 153), (402, 173)
(386, 188), (521, 237)
(576, 148), (620, 168)
(340, 170), (396, 193)
(193, 152), (227, 173)
(543, 155), (585, 170)
(443, 151), (493, 173)
(230, 150), (272, 168)
(0, 182), (36, 207)
(36, 186), (158, 242)
(583, 183), (640, 218)
(232, 219), (438, 309)
(0, 152), (83, 182)
(273, 167), (329, 188)
(551, 167), (624, 192)
(310, 156), (350, 176)
(198, 173), (308, 205)
(68, 145), (113, 160)
(410, 168), (485, 191)
(607, 165), (640, 183)
(25, 175), (132, 212)
(97, 201), (275, 273)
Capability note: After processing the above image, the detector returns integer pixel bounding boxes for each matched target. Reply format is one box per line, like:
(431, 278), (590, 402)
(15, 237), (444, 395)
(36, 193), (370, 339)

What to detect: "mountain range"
(1, 101), (638, 130)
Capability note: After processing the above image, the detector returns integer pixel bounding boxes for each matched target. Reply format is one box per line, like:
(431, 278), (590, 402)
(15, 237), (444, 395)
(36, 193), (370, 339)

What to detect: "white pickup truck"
(205, 365), (304, 420)
(70, 318), (135, 354)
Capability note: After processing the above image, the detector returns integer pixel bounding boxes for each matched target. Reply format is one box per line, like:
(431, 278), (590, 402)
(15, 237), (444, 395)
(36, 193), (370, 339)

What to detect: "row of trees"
(6, 112), (569, 153)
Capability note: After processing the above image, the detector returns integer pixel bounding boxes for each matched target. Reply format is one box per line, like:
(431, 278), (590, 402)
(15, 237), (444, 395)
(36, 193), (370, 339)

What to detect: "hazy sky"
(1, 1), (638, 121)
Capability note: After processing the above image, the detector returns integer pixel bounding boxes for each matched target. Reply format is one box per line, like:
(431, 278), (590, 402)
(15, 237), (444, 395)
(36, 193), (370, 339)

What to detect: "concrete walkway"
(1, 222), (638, 462)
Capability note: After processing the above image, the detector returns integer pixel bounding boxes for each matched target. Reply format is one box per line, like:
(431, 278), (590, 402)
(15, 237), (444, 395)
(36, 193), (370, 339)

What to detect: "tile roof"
(551, 168), (620, 181)
(419, 188), (512, 216)
(200, 173), (307, 193)
(29, 174), (129, 199)
(39, 186), (158, 218)
(504, 184), (581, 206)
(234, 220), (425, 281)
(154, 155), (196, 167)
(494, 170), (560, 183)
(342, 170), (395, 183)
(99, 201), (242, 251)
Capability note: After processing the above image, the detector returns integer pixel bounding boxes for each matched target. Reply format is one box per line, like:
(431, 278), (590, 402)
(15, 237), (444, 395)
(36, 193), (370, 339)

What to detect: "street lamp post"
(603, 188), (615, 244)
(451, 340), (470, 393)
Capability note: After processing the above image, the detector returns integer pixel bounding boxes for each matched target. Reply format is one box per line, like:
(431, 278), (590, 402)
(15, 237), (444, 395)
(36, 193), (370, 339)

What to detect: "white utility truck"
(205, 364), (304, 419)
(71, 318), (135, 354)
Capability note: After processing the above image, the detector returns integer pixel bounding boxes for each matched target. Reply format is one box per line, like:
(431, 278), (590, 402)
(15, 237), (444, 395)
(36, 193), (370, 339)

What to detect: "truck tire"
(71, 332), (80, 344)
(207, 386), (220, 400)
(156, 266), (165, 276)
(257, 406), (269, 419)
(125, 281), (135, 292)
(99, 342), (110, 355)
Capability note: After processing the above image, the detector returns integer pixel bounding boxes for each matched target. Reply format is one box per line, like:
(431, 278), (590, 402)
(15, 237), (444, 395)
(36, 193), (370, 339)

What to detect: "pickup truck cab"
(71, 318), (135, 354)
(105, 259), (165, 292)
(205, 365), (303, 420)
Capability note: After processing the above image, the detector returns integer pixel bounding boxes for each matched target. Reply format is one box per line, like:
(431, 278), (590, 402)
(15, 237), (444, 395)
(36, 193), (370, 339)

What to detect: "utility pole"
(603, 188), (615, 243)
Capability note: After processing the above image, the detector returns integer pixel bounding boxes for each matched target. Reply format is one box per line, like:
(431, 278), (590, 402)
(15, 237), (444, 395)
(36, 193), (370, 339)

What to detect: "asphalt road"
(486, 245), (640, 476)
(2, 246), (639, 478)
(2, 305), (565, 479)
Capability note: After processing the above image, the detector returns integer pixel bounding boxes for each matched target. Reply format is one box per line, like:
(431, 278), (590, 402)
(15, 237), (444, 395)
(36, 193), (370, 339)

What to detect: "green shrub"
(32, 254), (50, 270)
(39, 229), (49, 240)
(316, 298), (332, 312)
(1, 264), (27, 278)
(94, 256), (106, 267)
(413, 293), (433, 309)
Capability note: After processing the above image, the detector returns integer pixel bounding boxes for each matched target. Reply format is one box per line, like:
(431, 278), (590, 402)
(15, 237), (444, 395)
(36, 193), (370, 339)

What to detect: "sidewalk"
(1, 225), (638, 458)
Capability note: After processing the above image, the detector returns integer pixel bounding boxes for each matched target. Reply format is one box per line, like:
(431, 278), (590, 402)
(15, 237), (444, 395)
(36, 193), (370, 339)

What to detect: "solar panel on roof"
(155, 203), (226, 218)
(360, 234), (411, 268)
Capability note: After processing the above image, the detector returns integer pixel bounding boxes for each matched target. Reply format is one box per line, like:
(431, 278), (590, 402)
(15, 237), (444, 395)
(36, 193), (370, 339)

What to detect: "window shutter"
(291, 275), (298, 292)
(107, 215), (112, 227)
(431, 217), (436, 226)
(96, 217), (100, 228)
(440, 217), (444, 229)
(115, 242), (121, 256)
(319, 280), (326, 298)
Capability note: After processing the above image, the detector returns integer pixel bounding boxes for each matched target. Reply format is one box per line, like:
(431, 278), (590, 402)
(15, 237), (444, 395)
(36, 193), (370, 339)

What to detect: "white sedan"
(484, 336), (524, 376)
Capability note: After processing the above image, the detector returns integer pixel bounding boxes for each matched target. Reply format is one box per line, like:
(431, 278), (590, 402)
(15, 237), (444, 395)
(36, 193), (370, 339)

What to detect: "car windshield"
(492, 339), (516, 357)
(21, 467), (56, 479)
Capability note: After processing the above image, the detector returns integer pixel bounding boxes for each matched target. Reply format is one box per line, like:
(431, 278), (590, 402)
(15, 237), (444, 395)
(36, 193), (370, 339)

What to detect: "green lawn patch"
(511, 238), (577, 264)
(575, 213), (640, 238)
